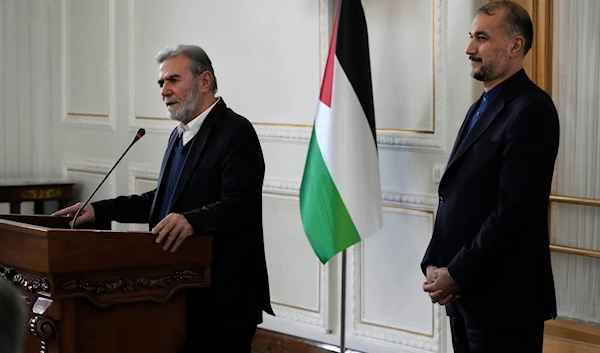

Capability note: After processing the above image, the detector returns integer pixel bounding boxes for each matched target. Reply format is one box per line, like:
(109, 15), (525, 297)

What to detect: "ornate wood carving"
(0, 265), (51, 293)
(0, 213), (213, 351)
(60, 270), (199, 294)
(20, 188), (63, 200)
(29, 315), (57, 353)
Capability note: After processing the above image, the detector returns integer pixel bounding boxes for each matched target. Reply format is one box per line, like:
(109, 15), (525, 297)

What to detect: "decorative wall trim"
(257, 0), (447, 152)
(271, 302), (328, 330)
(320, 0), (334, 74)
(349, 209), (442, 352)
(125, 0), (448, 152)
(127, 164), (159, 231)
(127, 0), (178, 134)
(254, 124), (312, 143)
(255, 125), (448, 152)
(60, 0), (116, 130)
(348, 305), (442, 352)
(263, 179), (438, 210)
(61, 159), (117, 200)
(263, 179), (440, 348)
(381, 191), (439, 210)
(128, 164), (159, 195)
(262, 179), (302, 196)
(262, 191), (331, 332)
(127, 169), (439, 212)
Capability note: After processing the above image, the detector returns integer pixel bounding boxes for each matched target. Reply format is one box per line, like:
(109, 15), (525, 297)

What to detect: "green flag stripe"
(300, 129), (362, 264)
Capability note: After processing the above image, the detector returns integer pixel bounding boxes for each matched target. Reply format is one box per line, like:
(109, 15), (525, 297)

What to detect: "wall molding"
(127, 0), (178, 134)
(126, 0), (448, 153)
(61, 159), (117, 200)
(271, 296), (329, 330)
(263, 179), (440, 348)
(256, 0), (447, 152)
(263, 179), (438, 210)
(262, 191), (331, 332)
(127, 164), (159, 231)
(127, 0), (332, 135)
(349, 211), (442, 352)
(60, 0), (116, 130)
(254, 124), (312, 143)
(128, 164), (159, 195)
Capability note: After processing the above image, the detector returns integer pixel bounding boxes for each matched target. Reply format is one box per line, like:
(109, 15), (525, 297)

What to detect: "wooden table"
(0, 179), (74, 214)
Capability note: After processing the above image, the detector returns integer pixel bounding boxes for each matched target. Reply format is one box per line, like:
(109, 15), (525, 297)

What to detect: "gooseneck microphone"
(71, 128), (146, 229)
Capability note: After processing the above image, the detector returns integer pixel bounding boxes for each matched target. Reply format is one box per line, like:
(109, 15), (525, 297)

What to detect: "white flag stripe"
(314, 57), (383, 239)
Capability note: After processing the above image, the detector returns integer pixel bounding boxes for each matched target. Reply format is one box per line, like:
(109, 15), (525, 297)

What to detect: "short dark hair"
(156, 44), (218, 93)
(478, 1), (533, 56)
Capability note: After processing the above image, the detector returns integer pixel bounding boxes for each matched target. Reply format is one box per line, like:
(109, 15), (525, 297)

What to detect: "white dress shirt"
(176, 97), (221, 146)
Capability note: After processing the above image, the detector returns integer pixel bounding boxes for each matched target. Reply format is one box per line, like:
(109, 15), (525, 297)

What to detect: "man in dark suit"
(421, 2), (559, 352)
(53, 44), (274, 352)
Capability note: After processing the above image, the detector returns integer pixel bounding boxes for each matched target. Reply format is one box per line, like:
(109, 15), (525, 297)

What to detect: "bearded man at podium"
(53, 44), (274, 352)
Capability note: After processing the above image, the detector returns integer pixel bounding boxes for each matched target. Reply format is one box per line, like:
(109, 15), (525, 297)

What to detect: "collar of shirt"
(176, 97), (220, 146)
(482, 80), (505, 104)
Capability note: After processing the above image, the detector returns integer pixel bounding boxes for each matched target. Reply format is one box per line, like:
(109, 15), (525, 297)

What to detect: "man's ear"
(509, 36), (525, 58)
(199, 71), (213, 93)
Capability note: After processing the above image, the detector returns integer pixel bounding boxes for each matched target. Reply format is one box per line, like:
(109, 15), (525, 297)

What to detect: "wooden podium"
(0, 214), (213, 353)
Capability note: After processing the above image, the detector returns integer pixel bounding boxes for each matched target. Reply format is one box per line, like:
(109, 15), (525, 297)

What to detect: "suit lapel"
(440, 69), (530, 186)
(447, 98), (481, 166)
(445, 97), (506, 171)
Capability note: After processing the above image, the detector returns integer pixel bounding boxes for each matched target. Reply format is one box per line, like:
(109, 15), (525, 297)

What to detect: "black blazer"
(421, 69), (559, 329)
(93, 98), (274, 326)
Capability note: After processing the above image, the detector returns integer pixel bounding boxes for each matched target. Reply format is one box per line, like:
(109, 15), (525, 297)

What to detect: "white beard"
(165, 80), (199, 122)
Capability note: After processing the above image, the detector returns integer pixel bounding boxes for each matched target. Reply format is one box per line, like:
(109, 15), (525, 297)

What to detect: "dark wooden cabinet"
(0, 180), (74, 214)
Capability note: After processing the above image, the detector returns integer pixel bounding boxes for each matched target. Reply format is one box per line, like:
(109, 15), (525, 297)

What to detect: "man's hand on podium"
(152, 213), (194, 253)
(51, 202), (96, 227)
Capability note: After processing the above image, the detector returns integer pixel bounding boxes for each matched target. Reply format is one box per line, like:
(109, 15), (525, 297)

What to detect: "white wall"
(0, 0), (55, 213)
(2, 0), (487, 351)
(550, 0), (600, 326)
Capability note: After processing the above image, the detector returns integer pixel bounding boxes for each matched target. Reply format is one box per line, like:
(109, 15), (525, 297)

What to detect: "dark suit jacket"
(92, 98), (274, 326)
(421, 69), (559, 329)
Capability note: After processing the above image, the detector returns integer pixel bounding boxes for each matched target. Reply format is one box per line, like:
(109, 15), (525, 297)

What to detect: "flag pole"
(340, 249), (347, 353)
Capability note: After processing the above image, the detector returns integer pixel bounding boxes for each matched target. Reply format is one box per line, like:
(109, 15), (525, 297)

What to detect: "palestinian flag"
(300, 0), (382, 264)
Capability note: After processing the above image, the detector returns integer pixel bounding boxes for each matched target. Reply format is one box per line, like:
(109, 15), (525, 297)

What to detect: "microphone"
(71, 128), (146, 229)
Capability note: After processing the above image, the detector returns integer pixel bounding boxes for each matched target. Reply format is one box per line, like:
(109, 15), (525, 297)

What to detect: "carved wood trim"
(29, 315), (58, 353)
(60, 270), (199, 294)
(0, 265), (51, 293)
(53, 265), (210, 308)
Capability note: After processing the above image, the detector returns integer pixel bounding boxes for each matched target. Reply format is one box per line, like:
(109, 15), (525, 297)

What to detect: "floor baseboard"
(251, 328), (363, 353)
